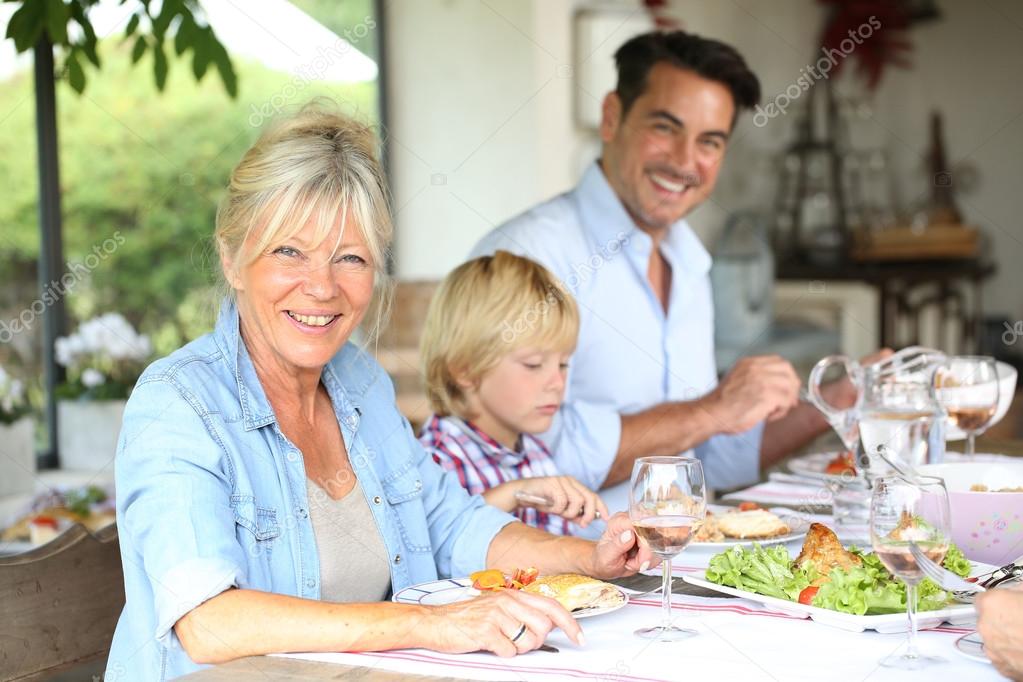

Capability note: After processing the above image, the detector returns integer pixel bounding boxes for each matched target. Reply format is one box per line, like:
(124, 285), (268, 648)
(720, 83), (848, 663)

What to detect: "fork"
(909, 543), (986, 594)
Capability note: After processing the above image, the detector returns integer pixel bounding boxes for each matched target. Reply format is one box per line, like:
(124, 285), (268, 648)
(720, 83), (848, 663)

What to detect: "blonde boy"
(418, 251), (607, 535)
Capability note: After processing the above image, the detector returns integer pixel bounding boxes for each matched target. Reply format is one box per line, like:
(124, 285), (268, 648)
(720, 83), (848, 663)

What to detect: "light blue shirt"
(106, 300), (515, 681)
(470, 162), (764, 496)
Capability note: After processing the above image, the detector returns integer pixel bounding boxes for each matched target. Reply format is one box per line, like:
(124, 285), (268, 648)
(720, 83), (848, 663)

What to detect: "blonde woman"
(105, 102), (653, 681)
(418, 251), (608, 536)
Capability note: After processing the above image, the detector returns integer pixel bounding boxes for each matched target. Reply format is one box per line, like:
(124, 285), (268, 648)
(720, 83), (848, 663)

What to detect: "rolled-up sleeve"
(402, 420), (518, 577)
(115, 377), (246, 648)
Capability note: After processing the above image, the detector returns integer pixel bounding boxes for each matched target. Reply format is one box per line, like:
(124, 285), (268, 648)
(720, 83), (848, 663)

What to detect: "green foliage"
(4, 0), (237, 96)
(290, 0), (378, 61)
(0, 37), (378, 362)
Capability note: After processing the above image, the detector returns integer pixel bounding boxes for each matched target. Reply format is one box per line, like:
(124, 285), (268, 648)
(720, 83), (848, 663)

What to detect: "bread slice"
(522, 574), (625, 612)
(717, 509), (791, 539)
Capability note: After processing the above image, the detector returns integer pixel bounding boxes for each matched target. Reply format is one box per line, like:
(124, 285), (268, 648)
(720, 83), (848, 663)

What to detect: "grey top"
(306, 478), (392, 603)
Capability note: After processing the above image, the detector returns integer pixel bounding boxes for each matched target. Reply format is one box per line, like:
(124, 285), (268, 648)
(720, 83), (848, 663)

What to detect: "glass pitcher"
(808, 347), (947, 526)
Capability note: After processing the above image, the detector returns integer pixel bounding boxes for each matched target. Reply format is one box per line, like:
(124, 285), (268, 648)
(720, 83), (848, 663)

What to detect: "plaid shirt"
(419, 414), (572, 536)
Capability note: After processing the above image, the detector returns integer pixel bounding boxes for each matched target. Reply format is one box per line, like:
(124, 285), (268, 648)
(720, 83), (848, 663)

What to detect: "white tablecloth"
(276, 591), (996, 681)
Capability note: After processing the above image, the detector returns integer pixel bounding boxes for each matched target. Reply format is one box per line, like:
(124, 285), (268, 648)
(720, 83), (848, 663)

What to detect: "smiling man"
(470, 31), (839, 500)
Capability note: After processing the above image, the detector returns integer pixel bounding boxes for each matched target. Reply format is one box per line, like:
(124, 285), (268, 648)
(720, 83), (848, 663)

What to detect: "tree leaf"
(209, 34), (237, 98)
(191, 34), (211, 80)
(6, 2), (46, 53)
(131, 35), (147, 64)
(69, 2), (101, 67)
(152, 0), (173, 39)
(152, 39), (168, 90)
(44, 0), (69, 45)
(124, 12), (140, 38)
(173, 13), (193, 56)
(66, 50), (85, 93)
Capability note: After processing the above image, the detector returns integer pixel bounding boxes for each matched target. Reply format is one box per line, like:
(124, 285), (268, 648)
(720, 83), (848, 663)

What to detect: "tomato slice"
(513, 567), (539, 586)
(737, 502), (760, 512)
(31, 515), (59, 530)
(798, 586), (819, 605)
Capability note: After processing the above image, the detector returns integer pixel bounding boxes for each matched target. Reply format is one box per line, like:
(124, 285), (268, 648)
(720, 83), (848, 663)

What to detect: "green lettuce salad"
(706, 543), (971, 616)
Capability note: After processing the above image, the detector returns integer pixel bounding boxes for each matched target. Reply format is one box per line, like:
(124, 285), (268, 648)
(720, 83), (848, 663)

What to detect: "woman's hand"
(586, 512), (658, 580)
(421, 588), (582, 657)
(976, 586), (1023, 680)
(516, 476), (609, 528)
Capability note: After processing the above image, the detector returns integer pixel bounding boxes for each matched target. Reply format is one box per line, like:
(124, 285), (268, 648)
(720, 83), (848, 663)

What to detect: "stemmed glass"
(932, 356), (1000, 456)
(870, 475), (951, 669)
(629, 456), (706, 641)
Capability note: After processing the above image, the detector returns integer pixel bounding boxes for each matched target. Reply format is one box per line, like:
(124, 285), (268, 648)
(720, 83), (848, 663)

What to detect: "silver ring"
(510, 623), (527, 643)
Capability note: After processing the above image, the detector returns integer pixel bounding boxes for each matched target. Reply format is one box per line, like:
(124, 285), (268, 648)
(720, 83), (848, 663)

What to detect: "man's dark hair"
(614, 31), (761, 122)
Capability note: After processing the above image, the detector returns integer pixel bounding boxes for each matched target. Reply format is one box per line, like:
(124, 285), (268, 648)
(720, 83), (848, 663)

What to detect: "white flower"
(54, 335), (75, 367)
(81, 368), (106, 388)
(0, 371), (24, 415)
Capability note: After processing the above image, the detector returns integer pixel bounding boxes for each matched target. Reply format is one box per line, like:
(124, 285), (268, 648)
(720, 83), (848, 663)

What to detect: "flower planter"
(0, 417), (36, 497)
(57, 399), (127, 472)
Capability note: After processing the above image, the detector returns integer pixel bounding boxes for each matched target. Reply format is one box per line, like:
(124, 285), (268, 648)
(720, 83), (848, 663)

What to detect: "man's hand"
(702, 355), (800, 434)
(585, 512), (659, 580)
(976, 586), (1023, 680)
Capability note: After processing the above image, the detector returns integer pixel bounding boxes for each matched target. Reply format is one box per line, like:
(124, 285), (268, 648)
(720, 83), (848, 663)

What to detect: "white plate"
(955, 631), (991, 664)
(690, 506), (812, 550)
(0, 540), (36, 556)
(392, 577), (630, 619)
(682, 575), (978, 633)
(787, 451), (849, 483)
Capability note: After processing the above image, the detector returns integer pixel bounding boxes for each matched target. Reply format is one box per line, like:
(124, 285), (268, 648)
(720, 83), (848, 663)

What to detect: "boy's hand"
(516, 476), (609, 528)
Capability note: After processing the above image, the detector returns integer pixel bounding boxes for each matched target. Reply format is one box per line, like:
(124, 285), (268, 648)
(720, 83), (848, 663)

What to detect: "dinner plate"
(955, 631), (991, 665)
(787, 451), (849, 482)
(787, 450), (1013, 482)
(392, 577), (630, 619)
(683, 558), (997, 633)
(682, 575), (977, 633)
(689, 505), (812, 550)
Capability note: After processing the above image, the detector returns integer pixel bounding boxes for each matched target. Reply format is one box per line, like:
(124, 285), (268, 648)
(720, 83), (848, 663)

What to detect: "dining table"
(180, 438), (1021, 681)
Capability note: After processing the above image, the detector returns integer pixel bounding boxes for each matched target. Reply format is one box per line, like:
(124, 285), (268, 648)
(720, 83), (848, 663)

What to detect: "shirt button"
(305, 578), (315, 589)
(298, 508), (308, 519)
(414, 480), (422, 491)
(373, 496), (382, 505)
(393, 554), (402, 564)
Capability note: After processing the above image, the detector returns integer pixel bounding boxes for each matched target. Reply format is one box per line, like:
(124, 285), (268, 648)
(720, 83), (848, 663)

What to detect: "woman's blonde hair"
(420, 251), (579, 417)
(215, 99), (392, 343)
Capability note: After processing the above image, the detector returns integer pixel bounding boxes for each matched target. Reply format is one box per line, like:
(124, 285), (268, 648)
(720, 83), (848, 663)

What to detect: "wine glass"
(932, 356), (1000, 456)
(870, 475), (951, 669)
(629, 456), (706, 641)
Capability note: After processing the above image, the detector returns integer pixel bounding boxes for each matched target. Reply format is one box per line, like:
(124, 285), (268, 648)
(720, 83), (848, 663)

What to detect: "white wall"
(384, 0), (1023, 321)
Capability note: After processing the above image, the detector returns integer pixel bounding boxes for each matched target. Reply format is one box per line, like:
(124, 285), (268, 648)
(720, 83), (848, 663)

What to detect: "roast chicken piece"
(795, 523), (862, 585)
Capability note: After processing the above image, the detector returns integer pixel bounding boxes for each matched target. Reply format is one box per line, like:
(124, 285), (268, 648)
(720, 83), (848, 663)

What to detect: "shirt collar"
(212, 298), (362, 432)
(574, 161), (712, 278)
(455, 418), (534, 468)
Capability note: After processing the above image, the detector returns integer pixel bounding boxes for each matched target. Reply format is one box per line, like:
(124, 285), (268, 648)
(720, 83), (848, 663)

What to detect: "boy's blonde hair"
(215, 99), (393, 343)
(420, 251), (579, 417)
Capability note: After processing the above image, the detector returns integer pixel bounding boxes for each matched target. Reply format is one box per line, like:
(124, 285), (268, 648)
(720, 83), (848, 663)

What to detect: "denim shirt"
(105, 300), (516, 681)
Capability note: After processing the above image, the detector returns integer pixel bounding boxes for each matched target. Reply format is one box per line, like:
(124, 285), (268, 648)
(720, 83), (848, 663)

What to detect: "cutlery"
(909, 542), (986, 594)
(513, 491), (602, 519)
